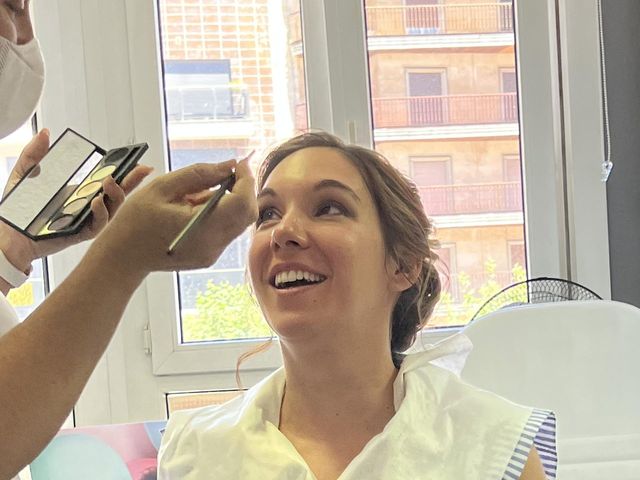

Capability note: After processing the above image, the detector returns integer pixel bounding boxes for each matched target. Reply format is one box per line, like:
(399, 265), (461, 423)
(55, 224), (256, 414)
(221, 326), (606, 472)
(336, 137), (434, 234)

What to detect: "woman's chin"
(268, 313), (327, 342)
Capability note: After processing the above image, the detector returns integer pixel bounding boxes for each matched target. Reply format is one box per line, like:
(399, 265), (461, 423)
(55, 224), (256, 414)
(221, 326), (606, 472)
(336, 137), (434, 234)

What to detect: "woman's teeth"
(275, 270), (326, 289)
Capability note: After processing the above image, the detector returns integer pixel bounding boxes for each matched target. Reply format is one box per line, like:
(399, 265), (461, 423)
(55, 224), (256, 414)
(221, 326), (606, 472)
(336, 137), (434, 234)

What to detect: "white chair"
(460, 300), (640, 480)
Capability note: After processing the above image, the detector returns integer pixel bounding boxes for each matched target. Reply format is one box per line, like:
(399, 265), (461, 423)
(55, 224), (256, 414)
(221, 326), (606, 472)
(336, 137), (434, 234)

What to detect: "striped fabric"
(502, 409), (558, 480)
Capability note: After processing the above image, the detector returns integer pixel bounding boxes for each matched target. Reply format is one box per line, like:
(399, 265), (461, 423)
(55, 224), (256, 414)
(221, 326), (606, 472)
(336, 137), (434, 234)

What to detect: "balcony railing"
(165, 85), (250, 122)
(365, 2), (513, 37)
(418, 181), (522, 216)
(372, 93), (518, 128)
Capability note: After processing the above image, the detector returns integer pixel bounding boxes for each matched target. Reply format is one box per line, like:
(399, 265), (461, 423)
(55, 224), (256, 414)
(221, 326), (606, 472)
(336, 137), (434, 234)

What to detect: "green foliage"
(182, 280), (271, 342)
(183, 262), (530, 339)
(432, 260), (526, 327)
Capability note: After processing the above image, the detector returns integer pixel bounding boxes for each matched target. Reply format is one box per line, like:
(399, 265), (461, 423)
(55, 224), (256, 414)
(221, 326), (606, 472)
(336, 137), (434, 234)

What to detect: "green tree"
(184, 262), (529, 339)
(182, 281), (271, 342)
(432, 260), (527, 326)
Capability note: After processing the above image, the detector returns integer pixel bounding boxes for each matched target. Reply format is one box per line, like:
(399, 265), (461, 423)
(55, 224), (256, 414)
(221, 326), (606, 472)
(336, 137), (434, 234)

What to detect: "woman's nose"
(270, 214), (308, 250)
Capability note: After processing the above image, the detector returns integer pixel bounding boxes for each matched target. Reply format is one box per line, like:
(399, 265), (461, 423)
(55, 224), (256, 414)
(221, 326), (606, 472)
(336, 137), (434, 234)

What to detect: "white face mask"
(0, 36), (45, 139)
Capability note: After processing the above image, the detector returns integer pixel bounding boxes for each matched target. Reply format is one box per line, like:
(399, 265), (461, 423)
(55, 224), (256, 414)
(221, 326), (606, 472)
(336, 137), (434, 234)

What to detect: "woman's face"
(248, 147), (406, 346)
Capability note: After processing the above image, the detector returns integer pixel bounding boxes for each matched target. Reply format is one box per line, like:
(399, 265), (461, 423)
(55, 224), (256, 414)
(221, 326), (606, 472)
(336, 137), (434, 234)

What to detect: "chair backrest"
(29, 420), (166, 480)
(461, 300), (640, 479)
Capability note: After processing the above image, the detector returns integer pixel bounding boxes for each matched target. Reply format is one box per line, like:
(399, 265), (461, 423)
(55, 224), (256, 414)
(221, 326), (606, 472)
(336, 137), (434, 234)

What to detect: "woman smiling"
(158, 132), (556, 480)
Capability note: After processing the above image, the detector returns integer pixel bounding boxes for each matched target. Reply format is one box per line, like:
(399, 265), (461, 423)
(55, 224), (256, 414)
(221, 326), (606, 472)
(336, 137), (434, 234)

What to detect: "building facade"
(157, 0), (525, 327)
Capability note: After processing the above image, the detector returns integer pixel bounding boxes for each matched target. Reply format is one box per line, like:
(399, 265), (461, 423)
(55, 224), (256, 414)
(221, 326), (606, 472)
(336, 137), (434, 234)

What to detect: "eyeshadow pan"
(91, 165), (117, 181)
(62, 197), (89, 215)
(76, 181), (102, 197)
(104, 148), (129, 164)
(48, 215), (74, 231)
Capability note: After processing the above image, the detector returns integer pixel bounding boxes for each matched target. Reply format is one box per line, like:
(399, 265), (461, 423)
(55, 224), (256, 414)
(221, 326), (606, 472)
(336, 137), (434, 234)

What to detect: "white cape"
(158, 334), (553, 479)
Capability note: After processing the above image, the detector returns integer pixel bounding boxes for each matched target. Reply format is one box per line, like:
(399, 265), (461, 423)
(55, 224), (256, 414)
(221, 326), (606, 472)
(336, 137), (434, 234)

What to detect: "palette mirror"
(0, 128), (148, 240)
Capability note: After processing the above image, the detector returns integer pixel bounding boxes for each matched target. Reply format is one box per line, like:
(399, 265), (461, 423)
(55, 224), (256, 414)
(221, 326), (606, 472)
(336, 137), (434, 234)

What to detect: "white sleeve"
(0, 291), (19, 336)
(0, 295), (19, 480)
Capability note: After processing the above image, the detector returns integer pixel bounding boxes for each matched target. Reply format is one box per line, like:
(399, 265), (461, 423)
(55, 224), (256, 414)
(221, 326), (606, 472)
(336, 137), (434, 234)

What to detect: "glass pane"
(156, 0), (307, 342)
(166, 390), (244, 415)
(364, 0), (525, 327)
(0, 122), (48, 320)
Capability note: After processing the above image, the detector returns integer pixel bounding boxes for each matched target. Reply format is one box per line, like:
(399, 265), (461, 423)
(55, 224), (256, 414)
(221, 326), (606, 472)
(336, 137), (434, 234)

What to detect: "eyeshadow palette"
(0, 128), (148, 240)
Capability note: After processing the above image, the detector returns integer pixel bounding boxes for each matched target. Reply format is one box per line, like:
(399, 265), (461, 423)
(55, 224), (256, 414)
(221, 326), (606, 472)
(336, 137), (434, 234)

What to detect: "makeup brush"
(167, 151), (253, 254)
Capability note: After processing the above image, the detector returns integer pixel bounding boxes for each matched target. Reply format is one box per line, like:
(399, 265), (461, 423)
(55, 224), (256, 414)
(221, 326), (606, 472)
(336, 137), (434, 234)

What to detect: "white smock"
(158, 334), (557, 479)
(0, 292), (22, 480)
(0, 291), (19, 336)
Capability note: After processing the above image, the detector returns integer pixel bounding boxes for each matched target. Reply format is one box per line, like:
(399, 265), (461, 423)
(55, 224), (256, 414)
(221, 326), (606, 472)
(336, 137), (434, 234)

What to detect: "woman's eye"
(317, 201), (347, 216)
(256, 207), (279, 226)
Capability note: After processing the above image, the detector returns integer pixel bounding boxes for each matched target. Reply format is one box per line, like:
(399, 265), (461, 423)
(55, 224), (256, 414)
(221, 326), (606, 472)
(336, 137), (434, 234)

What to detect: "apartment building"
(157, 0), (525, 326)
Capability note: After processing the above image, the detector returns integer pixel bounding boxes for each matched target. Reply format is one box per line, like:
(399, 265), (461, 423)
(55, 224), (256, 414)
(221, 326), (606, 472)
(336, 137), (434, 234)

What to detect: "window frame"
(137, 0), (609, 377)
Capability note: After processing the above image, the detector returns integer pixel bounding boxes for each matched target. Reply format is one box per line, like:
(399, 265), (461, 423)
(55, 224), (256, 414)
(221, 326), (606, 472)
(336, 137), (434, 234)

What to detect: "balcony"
(165, 85), (254, 139)
(365, 3), (513, 37)
(418, 181), (522, 216)
(373, 93), (517, 128)
(166, 85), (250, 122)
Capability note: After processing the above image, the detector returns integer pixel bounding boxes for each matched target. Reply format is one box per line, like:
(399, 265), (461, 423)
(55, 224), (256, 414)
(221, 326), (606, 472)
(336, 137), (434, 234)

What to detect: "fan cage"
(470, 276), (602, 321)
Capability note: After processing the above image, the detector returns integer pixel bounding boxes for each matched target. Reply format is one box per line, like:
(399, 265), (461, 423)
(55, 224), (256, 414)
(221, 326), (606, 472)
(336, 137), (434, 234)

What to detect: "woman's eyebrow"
(257, 179), (361, 203)
(256, 188), (277, 201)
(315, 179), (361, 203)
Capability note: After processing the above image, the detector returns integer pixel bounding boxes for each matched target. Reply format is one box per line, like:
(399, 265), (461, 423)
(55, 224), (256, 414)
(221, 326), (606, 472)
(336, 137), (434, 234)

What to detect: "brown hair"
(252, 131), (441, 368)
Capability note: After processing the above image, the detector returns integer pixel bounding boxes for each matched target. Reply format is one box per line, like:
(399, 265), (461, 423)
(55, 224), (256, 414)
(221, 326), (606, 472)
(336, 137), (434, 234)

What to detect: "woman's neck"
(278, 340), (398, 441)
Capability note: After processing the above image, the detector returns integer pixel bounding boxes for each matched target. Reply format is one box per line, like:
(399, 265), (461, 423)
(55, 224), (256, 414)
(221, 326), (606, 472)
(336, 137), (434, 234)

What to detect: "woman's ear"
(388, 257), (421, 292)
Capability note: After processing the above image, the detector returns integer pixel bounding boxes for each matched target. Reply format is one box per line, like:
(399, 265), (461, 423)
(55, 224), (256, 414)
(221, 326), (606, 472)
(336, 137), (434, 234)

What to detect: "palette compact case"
(0, 128), (148, 240)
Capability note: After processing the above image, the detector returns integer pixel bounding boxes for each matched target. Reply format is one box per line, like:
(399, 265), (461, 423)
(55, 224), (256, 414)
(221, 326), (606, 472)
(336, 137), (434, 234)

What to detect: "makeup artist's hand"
(0, 129), (153, 282)
(14, 0), (34, 45)
(91, 157), (258, 275)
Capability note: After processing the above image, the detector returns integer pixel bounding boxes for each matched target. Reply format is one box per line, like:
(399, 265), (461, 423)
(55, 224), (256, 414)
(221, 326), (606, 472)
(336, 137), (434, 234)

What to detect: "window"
(502, 154), (523, 212)
(164, 60), (249, 122)
(166, 390), (244, 415)
(500, 68), (518, 122)
(503, 154), (521, 182)
(406, 69), (447, 125)
(0, 122), (48, 320)
(411, 156), (453, 215)
(152, 0), (306, 364)
(508, 240), (526, 272)
(35, 0), (609, 422)
(366, 0), (525, 327)
(435, 243), (459, 309)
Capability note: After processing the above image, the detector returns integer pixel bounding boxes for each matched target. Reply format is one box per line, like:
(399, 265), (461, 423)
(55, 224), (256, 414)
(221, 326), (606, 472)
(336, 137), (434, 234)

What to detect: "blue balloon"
(144, 420), (167, 451)
(30, 434), (132, 480)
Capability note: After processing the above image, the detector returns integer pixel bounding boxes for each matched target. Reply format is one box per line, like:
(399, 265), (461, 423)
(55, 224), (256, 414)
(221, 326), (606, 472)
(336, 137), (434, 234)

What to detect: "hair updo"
(256, 132), (441, 367)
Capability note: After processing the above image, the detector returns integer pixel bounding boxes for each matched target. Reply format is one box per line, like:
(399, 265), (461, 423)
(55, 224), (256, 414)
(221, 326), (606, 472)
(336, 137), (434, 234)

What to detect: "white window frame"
(32, 0), (609, 423)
